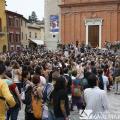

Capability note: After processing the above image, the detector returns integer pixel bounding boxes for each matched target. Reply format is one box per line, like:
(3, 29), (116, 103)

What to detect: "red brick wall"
(60, 1), (119, 46)
(118, 6), (120, 41)
(63, 0), (119, 4)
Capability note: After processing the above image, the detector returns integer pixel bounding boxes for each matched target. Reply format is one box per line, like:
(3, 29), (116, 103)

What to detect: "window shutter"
(0, 18), (2, 32)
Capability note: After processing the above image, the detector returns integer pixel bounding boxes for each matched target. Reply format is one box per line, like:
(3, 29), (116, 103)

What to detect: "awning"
(30, 39), (44, 45)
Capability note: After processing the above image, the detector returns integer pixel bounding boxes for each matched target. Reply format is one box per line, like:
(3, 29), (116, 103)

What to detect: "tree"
(29, 11), (38, 23)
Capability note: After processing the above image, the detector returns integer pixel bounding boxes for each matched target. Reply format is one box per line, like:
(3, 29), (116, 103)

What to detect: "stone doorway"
(85, 18), (103, 49)
(88, 25), (99, 48)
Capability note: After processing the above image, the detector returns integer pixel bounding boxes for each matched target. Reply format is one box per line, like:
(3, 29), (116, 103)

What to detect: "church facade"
(60, 0), (120, 48)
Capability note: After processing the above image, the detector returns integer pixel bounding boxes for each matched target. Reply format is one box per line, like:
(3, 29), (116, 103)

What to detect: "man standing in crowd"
(84, 74), (109, 119)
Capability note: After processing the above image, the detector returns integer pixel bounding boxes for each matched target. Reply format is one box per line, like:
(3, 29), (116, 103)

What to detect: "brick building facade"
(60, 0), (120, 48)
(6, 10), (22, 51)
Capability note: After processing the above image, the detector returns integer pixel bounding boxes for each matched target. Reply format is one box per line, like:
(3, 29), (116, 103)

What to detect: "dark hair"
(91, 61), (95, 66)
(35, 65), (42, 75)
(32, 75), (40, 85)
(54, 76), (66, 91)
(22, 65), (28, 71)
(63, 67), (69, 74)
(22, 71), (29, 79)
(13, 62), (19, 69)
(71, 70), (77, 77)
(5, 71), (12, 78)
(5, 60), (10, 67)
(98, 69), (103, 75)
(0, 62), (6, 75)
(87, 74), (98, 88)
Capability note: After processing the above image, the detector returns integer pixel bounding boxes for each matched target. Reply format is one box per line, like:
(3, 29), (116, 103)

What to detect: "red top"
(9, 83), (16, 92)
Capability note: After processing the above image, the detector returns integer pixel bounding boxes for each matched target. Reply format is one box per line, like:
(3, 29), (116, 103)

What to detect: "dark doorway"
(88, 25), (99, 48)
(3, 45), (7, 53)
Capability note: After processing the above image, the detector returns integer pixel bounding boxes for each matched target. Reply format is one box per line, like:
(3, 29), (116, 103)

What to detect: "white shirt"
(40, 76), (46, 86)
(84, 87), (109, 115)
(102, 75), (109, 91)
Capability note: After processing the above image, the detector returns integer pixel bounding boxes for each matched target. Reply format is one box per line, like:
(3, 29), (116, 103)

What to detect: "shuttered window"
(0, 18), (2, 32)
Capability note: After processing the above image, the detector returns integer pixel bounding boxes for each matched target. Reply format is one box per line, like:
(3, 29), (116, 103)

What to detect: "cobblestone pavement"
(18, 90), (120, 120)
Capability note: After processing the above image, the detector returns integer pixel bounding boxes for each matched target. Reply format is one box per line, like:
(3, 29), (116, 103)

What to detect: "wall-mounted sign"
(50, 15), (59, 33)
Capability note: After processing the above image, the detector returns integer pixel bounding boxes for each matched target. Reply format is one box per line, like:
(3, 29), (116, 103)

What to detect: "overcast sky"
(6, 0), (44, 20)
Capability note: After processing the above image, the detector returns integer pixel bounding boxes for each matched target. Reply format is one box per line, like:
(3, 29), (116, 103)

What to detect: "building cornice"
(59, 0), (120, 8)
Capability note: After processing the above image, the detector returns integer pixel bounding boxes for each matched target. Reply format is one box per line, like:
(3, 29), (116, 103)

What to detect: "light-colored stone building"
(21, 17), (28, 49)
(27, 22), (44, 44)
(0, 0), (7, 52)
(44, 0), (61, 50)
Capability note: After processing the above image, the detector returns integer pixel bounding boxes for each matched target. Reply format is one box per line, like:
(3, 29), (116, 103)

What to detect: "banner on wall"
(50, 15), (59, 33)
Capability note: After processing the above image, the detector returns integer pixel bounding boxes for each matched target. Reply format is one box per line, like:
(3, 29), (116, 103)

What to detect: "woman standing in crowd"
(22, 71), (33, 120)
(51, 76), (70, 120)
(12, 62), (22, 93)
(98, 69), (109, 91)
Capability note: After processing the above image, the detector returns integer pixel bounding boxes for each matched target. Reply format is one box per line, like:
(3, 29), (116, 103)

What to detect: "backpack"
(32, 86), (42, 119)
(80, 78), (89, 89)
(42, 83), (54, 102)
(64, 75), (72, 94)
(71, 79), (81, 97)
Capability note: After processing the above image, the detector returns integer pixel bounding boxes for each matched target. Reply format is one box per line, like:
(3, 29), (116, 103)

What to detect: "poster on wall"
(50, 15), (59, 33)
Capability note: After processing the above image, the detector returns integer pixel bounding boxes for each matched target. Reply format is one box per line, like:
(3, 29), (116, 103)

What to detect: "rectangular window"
(21, 19), (22, 26)
(16, 34), (18, 42)
(9, 33), (12, 43)
(9, 33), (14, 43)
(15, 34), (20, 43)
(29, 32), (31, 38)
(12, 34), (14, 42)
(8, 17), (14, 27)
(8, 18), (11, 26)
(26, 34), (27, 40)
(25, 22), (26, 27)
(22, 32), (23, 39)
(35, 33), (37, 38)
(16, 19), (19, 27)
(19, 34), (21, 42)
(0, 18), (2, 32)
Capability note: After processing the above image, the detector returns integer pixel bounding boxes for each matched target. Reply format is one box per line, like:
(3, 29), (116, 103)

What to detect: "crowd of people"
(0, 44), (120, 120)
(105, 41), (120, 51)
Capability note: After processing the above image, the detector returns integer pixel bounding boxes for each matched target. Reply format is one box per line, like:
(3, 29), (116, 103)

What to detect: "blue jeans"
(56, 118), (64, 120)
(7, 107), (19, 120)
(48, 110), (55, 120)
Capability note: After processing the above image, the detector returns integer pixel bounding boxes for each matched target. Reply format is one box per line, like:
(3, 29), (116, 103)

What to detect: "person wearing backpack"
(5, 72), (22, 120)
(42, 82), (54, 120)
(22, 71), (35, 120)
(31, 75), (43, 120)
(63, 67), (72, 95)
(71, 70), (83, 111)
